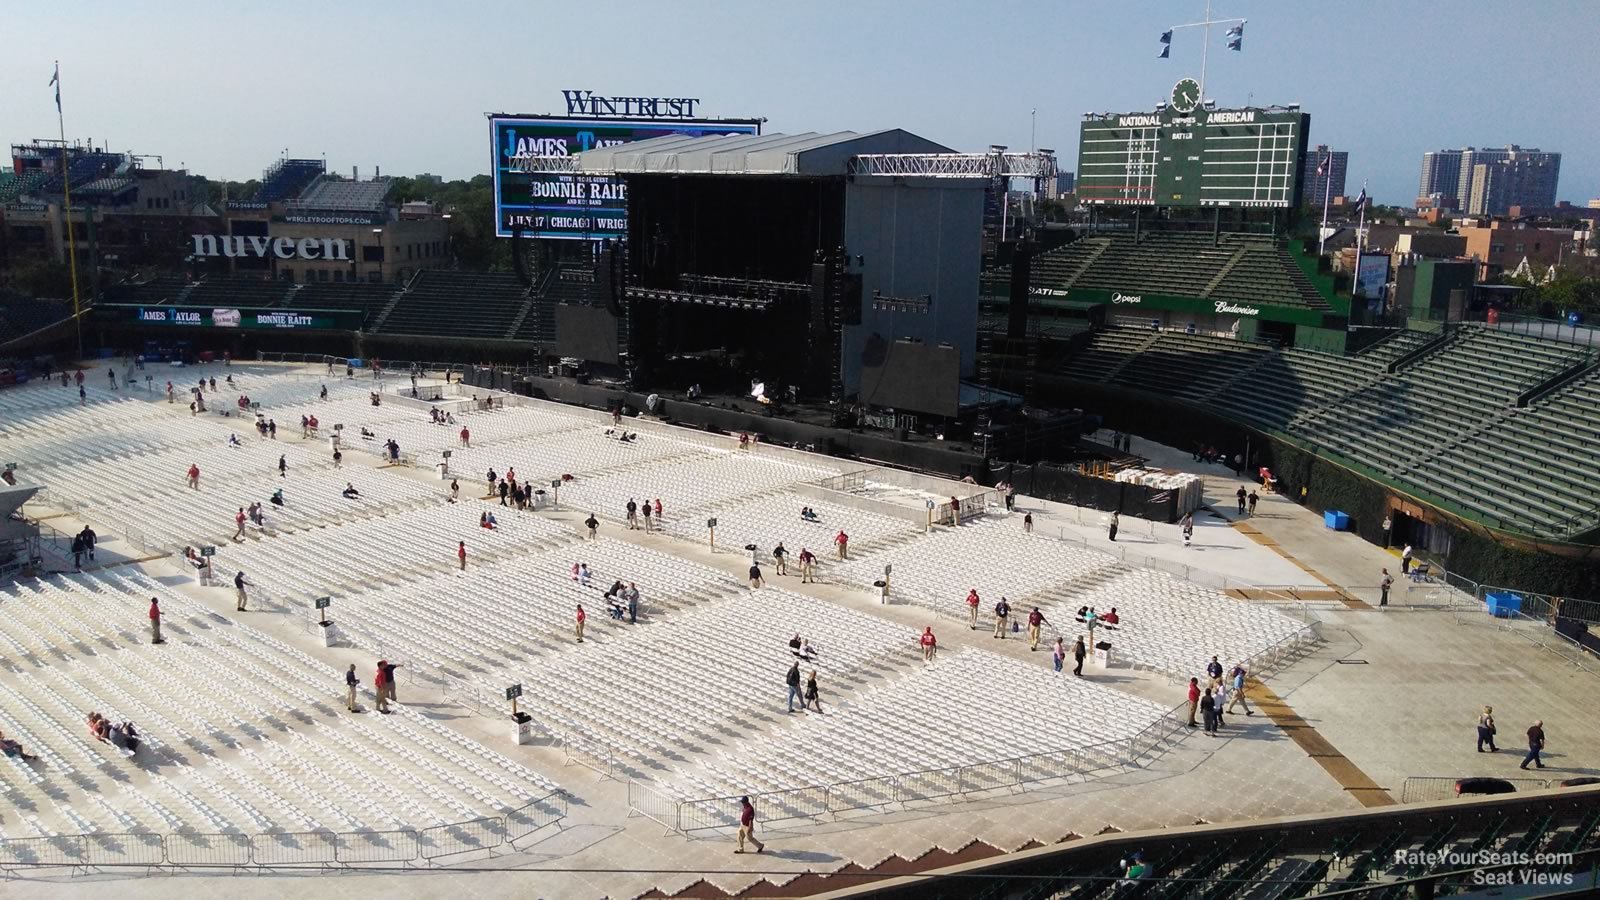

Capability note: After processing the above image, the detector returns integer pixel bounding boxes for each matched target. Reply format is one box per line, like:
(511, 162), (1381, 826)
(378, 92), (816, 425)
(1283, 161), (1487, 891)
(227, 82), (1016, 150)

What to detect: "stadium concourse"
(3, 361), (1599, 899)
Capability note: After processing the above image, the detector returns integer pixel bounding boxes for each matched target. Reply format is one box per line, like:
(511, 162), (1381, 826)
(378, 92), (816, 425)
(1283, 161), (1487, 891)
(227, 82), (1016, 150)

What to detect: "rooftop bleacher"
(290, 175), (393, 211)
(373, 271), (531, 340)
(254, 158), (326, 202)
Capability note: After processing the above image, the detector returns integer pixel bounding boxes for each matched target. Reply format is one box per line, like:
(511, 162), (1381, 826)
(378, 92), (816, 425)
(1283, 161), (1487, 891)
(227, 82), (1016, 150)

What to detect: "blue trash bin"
(1323, 510), (1350, 531)
(1484, 592), (1523, 618)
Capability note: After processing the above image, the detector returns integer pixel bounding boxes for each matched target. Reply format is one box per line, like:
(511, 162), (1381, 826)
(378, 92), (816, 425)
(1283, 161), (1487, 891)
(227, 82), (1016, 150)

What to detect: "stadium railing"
(626, 700), (1191, 834)
(0, 789), (567, 872)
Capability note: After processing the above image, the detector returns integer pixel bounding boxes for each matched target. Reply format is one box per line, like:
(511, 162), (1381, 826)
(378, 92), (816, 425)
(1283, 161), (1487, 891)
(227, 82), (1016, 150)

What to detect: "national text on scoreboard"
(1076, 105), (1309, 208)
(489, 114), (762, 241)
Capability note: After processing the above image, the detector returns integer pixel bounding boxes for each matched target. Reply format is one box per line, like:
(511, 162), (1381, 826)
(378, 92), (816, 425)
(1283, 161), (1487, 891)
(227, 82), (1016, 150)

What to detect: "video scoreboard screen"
(1077, 106), (1309, 208)
(490, 115), (761, 240)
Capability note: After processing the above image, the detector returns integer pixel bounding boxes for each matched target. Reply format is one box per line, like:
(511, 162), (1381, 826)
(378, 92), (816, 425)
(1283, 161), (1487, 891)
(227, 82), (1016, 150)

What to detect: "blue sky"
(4, 0), (1596, 205)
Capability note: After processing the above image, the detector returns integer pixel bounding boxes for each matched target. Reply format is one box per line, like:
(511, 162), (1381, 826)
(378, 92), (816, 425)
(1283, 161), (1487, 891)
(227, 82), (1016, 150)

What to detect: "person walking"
(574, 604), (586, 643)
(1477, 706), (1498, 752)
(1236, 486), (1248, 516)
(1181, 513), (1194, 547)
(626, 498), (639, 530)
(992, 597), (1011, 639)
(798, 547), (816, 583)
(234, 570), (250, 611)
(966, 588), (981, 629)
(148, 596), (164, 644)
(1201, 687), (1218, 735)
(71, 532), (86, 570)
(1052, 637), (1066, 675)
(804, 670), (821, 713)
(1248, 491), (1259, 516)
(1226, 664), (1253, 716)
(81, 526), (97, 562)
(748, 561), (765, 590)
(457, 541), (467, 571)
(1072, 636), (1087, 677)
(919, 626), (938, 662)
(834, 529), (849, 560)
(1027, 607), (1048, 651)
(232, 507), (247, 542)
(1023, 512), (1033, 534)
(785, 661), (802, 713)
(1520, 721), (1546, 770)
(1379, 568), (1393, 607)
(1107, 511), (1119, 542)
(1186, 677), (1201, 727)
(459, 426), (470, 448)
(449, 478), (460, 503)
(735, 796), (765, 854)
(278, 454), (288, 478)
(585, 513), (599, 540)
(345, 664), (360, 712)
(772, 542), (787, 575)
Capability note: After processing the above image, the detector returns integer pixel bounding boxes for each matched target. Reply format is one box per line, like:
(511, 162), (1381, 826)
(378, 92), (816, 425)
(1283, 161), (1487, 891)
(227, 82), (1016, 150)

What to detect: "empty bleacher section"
(0, 169), (48, 203)
(102, 275), (191, 307)
(1060, 322), (1600, 538)
(39, 152), (125, 195)
(1023, 232), (1332, 310)
(181, 275), (293, 309)
(374, 271), (530, 339)
(285, 282), (399, 321)
(253, 158), (325, 202)
(0, 295), (71, 343)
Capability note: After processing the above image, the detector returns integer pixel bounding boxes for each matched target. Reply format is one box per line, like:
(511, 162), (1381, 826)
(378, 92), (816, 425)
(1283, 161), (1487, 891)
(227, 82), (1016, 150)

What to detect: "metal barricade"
(84, 831), (164, 867)
(164, 831), (253, 867)
(335, 829), (421, 864)
(504, 792), (568, 843)
(676, 796), (741, 832)
(418, 816), (505, 860)
(627, 780), (683, 832)
(0, 835), (89, 867)
(826, 775), (899, 814)
(897, 765), (963, 803)
(252, 830), (339, 867)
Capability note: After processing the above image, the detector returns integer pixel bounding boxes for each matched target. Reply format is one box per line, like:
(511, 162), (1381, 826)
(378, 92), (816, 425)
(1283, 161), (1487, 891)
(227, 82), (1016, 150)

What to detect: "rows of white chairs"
(661, 648), (1170, 803)
(1033, 566), (1306, 679)
(833, 518), (1120, 615)
(558, 451), (846, 526)
(506, 588), (913, 773)
(0, 570), (564, 840)
(434, 427), (703, 488)
(82, 466), (441, 552)
(208, 504), (575, 604)
(307, 536), (745, 686)
(661, 490), (916, 562)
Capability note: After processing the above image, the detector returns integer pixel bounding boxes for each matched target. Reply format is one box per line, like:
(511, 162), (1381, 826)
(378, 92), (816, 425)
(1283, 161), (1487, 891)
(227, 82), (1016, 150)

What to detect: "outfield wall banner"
(104, 305), (363, 331)
(490, 115), (761, 240)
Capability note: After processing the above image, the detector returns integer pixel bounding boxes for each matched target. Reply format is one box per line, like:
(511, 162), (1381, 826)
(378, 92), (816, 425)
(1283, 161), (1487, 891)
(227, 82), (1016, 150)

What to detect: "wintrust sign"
(191, 235), (351, 261)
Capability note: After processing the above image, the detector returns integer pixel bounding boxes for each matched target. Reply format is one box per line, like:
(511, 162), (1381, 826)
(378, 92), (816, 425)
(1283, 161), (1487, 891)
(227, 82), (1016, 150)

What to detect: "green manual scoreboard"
(1077, 83), (1309, 208)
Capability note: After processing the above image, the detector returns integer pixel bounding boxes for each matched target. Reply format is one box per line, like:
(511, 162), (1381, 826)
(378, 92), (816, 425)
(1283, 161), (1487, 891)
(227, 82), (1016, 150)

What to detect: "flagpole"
(1318, 150), (1334, 255)
(53, 61), (84, 360)
(1198, 0), (1212, 102)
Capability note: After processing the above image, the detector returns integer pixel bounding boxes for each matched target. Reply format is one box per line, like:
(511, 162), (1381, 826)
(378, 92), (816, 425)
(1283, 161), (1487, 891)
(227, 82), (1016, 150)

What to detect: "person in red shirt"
(374, 661), (390, 713)
(653, 498), (663, 520)
(735, 796), (765, 853)
(187, 464), (201, 490)
(965, 589), (981, 629)
(919, 627), (937, 662)
(457, 541), (467, 571)
(834, 530), (849, 560)
(459, 426), (470, 447)
(1102, 608), (1120, 626)
(1027, 607), (1049, 651)
(575, 604), (586, 643)
(798, 548), (816, 583)
(1186, 677), (1201, 727)
(148, 596), (164, 644)
(233, 507), (247, 541)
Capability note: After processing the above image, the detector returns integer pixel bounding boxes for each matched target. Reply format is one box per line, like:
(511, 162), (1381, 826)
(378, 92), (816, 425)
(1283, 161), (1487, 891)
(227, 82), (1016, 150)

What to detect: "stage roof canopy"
(569, 129), (953, 177)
